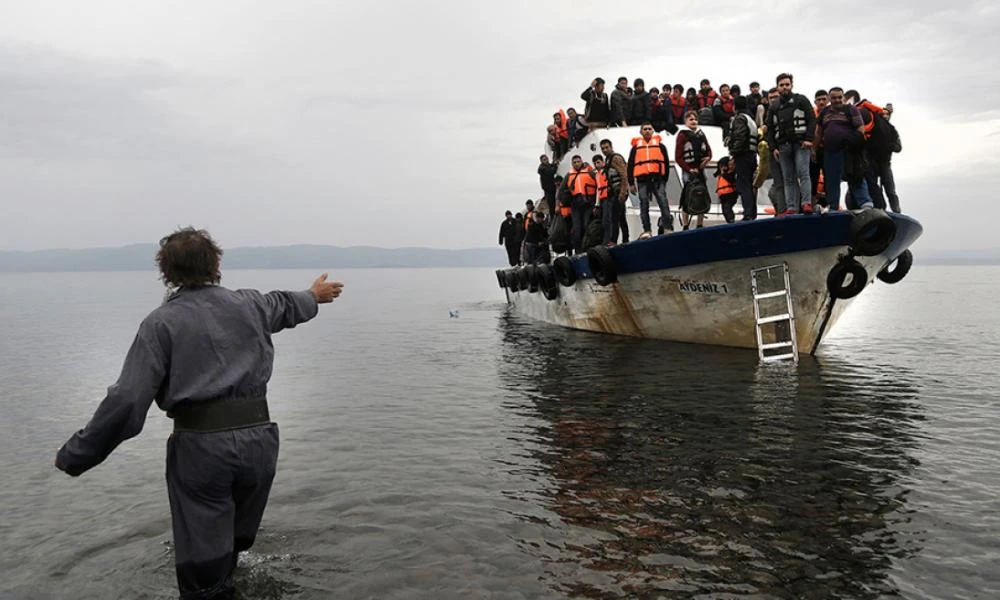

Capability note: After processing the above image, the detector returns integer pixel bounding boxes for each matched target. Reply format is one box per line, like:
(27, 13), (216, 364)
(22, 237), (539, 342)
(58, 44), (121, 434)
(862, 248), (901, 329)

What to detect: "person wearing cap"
(499, 210), (520, 266)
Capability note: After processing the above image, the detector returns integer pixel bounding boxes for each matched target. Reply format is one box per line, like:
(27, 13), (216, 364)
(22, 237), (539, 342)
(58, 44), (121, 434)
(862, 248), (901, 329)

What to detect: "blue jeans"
(637, 177), (670, 233)
(824, 148), (873, 210)
(571, 196), (594, 252)
(733, 153), (757, 219)
(602, 198), (621, 244)
(777, 143), (811, 212)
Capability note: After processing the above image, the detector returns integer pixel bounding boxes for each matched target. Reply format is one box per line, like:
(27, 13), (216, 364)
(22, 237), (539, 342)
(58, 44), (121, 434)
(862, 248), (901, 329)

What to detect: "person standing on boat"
(499, 210), (520, 266)
(600, 139), (631, 245)
(523, 211), (550, 264)
(538, 155), (558, 214)
(815, 87), (874, 211)
(811, 89), (830, 210)
(609, 76), (631, 127)
(766, 73), (816, 215)
(627, 123), (672, 239)
(726, 95), (759, 220)
(581, 78), (611, 129)
(54, 227), (344, 600)
(566, 155), (598, 253)
(675, 111), (713, 230)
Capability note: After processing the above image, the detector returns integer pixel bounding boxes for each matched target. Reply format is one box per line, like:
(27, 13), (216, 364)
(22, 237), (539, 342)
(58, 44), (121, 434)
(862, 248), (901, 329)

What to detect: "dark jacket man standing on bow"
(54, 227), (344, 600)
(499, 210), (520, 266)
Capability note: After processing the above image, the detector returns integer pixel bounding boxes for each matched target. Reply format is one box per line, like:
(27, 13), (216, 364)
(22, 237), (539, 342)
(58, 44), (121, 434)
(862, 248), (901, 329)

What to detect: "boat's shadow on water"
(496, 310), (924, 599)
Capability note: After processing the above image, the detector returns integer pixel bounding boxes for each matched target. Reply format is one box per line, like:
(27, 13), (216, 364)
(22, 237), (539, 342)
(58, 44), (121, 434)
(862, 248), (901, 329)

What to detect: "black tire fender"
(517, 267), (531, 291)
(850, 208), (897, 256)
(505, 268), (520, 291)
(827, 259), (868, 299)
(495, 269), (507, 288)
(877, 249), (913, 284)
(527, 266), (540, 293)
(553, 256), (577, 287)
(536, 265), (559, 300)
(586, 245), (618, 286)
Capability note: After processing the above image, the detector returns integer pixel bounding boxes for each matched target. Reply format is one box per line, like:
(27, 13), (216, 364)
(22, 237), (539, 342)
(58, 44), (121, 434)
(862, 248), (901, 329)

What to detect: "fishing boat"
(495, 124), (922, 361)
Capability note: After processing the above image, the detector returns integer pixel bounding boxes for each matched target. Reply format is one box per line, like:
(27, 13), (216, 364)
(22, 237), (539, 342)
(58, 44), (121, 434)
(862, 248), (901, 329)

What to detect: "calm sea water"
(0, 266), (997, 599)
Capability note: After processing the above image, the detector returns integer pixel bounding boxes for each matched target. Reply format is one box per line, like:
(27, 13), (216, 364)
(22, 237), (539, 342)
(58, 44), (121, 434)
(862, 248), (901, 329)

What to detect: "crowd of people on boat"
(500, 72), (903, 267)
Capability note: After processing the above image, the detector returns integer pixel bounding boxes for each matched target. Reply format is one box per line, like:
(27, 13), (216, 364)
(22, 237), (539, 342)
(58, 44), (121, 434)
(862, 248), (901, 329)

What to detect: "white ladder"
(751, 264), (798, 363)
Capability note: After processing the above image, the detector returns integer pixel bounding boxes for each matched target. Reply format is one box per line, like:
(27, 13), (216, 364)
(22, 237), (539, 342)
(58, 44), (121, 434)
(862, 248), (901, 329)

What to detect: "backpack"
(548, 213), (571, 254)
(868, 111), (897, 159)
(697, 106), (714, 126)
(684, 177), (712, 215)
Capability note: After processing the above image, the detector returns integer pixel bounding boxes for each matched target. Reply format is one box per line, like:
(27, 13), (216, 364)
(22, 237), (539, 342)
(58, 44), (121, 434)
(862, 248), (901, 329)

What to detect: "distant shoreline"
(1, 244), (997, 272)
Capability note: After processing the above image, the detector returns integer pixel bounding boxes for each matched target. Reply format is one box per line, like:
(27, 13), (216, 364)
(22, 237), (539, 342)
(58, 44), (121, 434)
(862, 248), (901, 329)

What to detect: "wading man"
(54, 227), (344, 599)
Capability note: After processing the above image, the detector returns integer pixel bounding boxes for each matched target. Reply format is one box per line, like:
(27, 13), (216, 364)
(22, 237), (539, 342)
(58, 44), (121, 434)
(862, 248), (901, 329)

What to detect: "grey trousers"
(166, 423), (279, 600)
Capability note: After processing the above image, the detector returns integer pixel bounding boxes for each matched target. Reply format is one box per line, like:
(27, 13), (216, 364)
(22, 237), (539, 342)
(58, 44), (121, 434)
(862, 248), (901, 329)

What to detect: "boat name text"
(678, 281), (730, 294)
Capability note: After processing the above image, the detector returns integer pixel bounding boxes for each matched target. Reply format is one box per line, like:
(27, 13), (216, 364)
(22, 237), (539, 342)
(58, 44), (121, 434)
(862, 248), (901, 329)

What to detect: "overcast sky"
(1, 0), (997, 252)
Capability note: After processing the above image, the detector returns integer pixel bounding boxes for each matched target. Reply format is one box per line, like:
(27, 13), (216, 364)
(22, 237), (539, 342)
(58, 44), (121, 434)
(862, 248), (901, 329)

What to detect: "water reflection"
(497, 311), (923, 599)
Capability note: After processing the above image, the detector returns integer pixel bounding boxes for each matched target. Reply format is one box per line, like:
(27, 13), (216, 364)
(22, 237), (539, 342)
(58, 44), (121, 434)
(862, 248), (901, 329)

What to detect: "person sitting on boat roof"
(629, 78), (653, 127)
(713, 83), (736, 135)
(538, 154), (558, 214)
(565, 107), (588, 146)
(552, 111), (569, 157)
(727, 95), (760, 220)
(566, 155), (599, 253)
(610, 76), (631, 127)
(627, 123), (673, 239)
(498, 210), (520, 267)
(684, 88), (699, 119)
(675, 111), (713, 230)
(600, 139), (631, 245)
(698, 79), (718, 109)
(714, 157), (739, 224)
(545, 125), (562, 163)
(581, 77), (611, 130)
(766, 72), (816, 216)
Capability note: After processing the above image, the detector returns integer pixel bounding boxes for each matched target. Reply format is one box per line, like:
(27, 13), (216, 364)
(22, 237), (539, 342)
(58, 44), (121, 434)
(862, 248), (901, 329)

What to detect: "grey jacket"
(55, 285), (318, 476)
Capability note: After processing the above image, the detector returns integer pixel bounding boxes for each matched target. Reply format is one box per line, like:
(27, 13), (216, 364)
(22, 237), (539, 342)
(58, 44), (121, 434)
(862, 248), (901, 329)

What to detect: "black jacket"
(610, 86), (632, 125)
(524, 220), (548, 245)
(766, 93), (816, 146)
(581, 87), (611, 123)
(537, 163), (557, 193)
(629, 91), (652, 125)
(499, 218), (518, 247)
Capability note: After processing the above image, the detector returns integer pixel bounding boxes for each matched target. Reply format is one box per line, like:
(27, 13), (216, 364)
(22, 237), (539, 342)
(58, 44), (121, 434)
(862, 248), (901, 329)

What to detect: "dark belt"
(168, 395), (270, 433)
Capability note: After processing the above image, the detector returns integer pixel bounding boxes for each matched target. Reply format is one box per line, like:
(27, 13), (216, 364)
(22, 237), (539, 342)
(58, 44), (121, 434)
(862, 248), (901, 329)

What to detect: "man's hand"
(310, 273), (344, 304)
(801, 141), (813, 149)
(772, 149), (780, 161)
(629, 184), (637, 194)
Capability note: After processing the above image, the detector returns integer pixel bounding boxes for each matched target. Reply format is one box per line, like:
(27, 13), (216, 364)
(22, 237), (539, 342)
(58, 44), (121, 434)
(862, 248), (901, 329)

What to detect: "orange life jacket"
(817, 171), (825, 195)
(559, 205), (572, 217)
(556, 109), (569, 140)
(630, 135), (667, 178)
(596, 170), (608, 201)
(858, 100), (884, 139)
(567, 165), (597, 197)
(523, 210), (533, 230)
(716, 174), (736, 196)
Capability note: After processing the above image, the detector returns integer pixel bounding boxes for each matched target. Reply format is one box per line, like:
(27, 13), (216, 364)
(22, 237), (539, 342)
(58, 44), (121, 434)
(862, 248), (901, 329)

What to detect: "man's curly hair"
(156, 227), (223, 288)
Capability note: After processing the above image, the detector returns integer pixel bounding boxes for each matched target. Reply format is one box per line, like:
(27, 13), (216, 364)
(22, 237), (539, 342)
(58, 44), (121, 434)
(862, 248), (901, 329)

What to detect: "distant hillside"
(0, 244), (503, 272)
(919, 248), (1000, 265)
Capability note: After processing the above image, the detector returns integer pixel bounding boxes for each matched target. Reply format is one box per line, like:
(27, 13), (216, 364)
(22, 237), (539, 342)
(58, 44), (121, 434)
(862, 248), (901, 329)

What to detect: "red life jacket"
(698, 90), (718, 109)
(669, 94), (686, 120)
(630, 135), (667, 178)
(719, 95), (735, 115)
